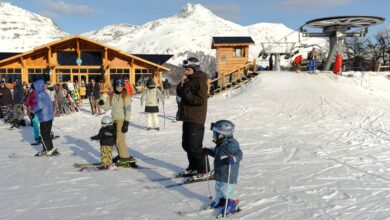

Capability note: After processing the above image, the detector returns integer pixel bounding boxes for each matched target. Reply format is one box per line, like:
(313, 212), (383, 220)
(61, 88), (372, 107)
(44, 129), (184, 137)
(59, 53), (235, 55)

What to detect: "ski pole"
(221, 155), (232, 218)
(163, 101), (166, 129)
(205, 153), (212, 199)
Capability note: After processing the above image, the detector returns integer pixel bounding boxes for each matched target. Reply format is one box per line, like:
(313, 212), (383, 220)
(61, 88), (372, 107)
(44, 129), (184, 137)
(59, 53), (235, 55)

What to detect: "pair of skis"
(74, 162), (152, 172)
(143, 170), (215, 189)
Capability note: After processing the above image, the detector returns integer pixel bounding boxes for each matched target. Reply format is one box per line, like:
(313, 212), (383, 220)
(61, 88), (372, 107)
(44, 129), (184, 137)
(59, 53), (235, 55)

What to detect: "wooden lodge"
(0, 35), (172, 92)
(210, 36), (256, 94)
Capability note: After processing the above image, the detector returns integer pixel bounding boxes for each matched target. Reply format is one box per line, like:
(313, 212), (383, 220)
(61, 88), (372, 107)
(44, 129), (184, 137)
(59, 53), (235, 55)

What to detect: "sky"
(4, 0), (390, 38)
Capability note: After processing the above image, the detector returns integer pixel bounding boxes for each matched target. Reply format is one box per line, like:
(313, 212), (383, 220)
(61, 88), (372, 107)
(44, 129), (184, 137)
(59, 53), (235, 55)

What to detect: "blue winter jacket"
(33, 80), (54, 122)
(206, 137), (243, 184)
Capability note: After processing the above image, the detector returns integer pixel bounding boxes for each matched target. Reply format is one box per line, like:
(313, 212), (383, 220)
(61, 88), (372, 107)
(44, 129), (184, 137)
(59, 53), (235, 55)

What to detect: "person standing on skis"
(100, 78), (137, 168)
(308, 48), (317, 73)
(24, 85), (41, 145)
(176, 57), (210, 179)
(90, 115), (116, 169)
(140, 80), (164, 131)
(31, 79), (58, 156)
(203, 120), (243, 216)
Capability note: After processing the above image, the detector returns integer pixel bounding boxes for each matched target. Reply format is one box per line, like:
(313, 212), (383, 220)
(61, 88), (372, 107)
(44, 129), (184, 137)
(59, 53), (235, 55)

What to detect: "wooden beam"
(76, 38), (80, 58)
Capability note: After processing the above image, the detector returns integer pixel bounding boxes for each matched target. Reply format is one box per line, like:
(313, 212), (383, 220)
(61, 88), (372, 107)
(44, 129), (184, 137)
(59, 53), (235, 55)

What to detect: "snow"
(1, 71), (390, 219)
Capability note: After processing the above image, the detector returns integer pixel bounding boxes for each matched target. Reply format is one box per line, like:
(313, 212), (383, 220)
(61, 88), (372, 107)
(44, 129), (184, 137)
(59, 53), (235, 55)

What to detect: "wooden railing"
(208, 59), (257, 95)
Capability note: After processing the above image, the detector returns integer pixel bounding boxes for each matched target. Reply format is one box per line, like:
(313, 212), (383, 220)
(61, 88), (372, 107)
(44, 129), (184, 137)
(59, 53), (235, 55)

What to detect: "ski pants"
(309, 60), (317, 73)
(100, 145), (113, 168)
(163, 89), (169, 99)
(13, 104), (24, 121)
(114, 120), (131, 159)
(0, 104), (13, 123)
(146, 112), (159, 128)
(40, 120), (54, 151)
(32, 114), (41, 141)
(214, 180), (237, 202)
(182, 122), (209, 173)
(89, 96), (101, 115)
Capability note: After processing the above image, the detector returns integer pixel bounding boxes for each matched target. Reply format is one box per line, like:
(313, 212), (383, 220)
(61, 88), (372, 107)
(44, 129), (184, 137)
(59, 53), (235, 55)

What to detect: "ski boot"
(177, 167), (197, 177)
(220, 199), (239, 216)
(210, 198), (226, 208)
(115, 157), (138, 168)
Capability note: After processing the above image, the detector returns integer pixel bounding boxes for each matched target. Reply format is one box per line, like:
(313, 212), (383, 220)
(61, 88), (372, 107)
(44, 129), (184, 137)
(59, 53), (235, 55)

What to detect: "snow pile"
(1, 72), (390, 219)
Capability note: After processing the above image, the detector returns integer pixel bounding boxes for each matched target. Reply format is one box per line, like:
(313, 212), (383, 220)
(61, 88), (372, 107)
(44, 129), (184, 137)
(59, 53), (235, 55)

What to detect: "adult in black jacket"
(162, 78), (171, 99)
(86, 79), (101, 115)
(0, 81), (14, 124)
(176, 57), (209, 179)
(11, 80), (25, 128)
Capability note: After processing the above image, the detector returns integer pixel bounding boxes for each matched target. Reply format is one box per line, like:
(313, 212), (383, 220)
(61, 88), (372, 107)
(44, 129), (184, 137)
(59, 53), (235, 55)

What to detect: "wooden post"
(19, 57), (28, 83)
(253, 58), (257, 73)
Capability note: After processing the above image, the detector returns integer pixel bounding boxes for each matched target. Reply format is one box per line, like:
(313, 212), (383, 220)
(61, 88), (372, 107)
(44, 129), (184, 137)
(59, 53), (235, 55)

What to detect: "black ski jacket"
(91, 125), (116, 146)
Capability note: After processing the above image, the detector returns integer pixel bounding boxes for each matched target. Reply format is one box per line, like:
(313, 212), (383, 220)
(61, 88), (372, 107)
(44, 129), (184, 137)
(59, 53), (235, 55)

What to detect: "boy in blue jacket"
(203, 119), (243, 215)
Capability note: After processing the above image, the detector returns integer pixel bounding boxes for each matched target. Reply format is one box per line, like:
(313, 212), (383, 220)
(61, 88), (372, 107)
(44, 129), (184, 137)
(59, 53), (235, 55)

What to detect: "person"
(203, 120), (243, 215)
(90, 116), (116, 169)
(269, 55), (273, 71)
(100, 78), (138, 168)
(162, 78), (171, 99)
(141, 80), (164, 131)
(86, 79), (101, 115)
(24, 85), (41, 145)
(124, 78), (134, 97)
(176, 57), (210, 179)
(31, 79), (58, 156)
(11, 80), (25, 128)
(0, 80), (13, 124)
(308, 48), (317, 73)
(292, 55), (302, 73)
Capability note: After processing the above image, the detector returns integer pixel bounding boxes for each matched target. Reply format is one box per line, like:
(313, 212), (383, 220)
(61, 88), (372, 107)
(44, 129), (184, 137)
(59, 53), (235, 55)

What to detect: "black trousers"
(40, 120), (54, 151)
(182, 122), (209, 173)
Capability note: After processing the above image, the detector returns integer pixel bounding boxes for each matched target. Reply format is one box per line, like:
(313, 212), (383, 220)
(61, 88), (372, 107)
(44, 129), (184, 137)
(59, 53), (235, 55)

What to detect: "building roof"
(0, 35), (170, 72)
(0, 52), (21, 61)
(212, 36), (255, 46)
(132, 54), (173, 65)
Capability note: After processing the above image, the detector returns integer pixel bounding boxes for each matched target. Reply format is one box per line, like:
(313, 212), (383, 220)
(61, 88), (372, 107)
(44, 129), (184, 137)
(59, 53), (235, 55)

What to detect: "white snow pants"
(146, 113), (159, 128)
(215, 180), (237, 201)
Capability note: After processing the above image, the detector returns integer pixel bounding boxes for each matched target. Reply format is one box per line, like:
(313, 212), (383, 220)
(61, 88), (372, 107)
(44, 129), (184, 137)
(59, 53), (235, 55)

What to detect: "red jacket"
(293, 55), (302, 64)
(24, 90), (36, 110)
(125, 82), (134, 96)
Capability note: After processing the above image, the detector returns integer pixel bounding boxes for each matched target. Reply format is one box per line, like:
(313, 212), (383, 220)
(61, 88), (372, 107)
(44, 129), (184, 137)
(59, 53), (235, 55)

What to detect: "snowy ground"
(1, 71), (390, 220)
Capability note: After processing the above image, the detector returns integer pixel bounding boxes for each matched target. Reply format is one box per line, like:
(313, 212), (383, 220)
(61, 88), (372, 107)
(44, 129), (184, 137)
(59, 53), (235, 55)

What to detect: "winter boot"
(177, 167), (197, 177)
(46, 148), (60, 156)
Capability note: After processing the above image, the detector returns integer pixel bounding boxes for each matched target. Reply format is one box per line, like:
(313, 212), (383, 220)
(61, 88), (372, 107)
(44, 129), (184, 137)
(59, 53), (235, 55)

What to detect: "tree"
(344, 36), (368, 71)
(375, 28), (390, 65)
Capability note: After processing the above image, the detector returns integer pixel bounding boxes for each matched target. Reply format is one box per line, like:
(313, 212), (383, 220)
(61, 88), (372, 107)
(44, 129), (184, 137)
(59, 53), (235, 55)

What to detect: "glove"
(202, 148), (209, 156)
(176, 96), (181, 103)
(121, 120), (129, 133)
(29, 111), (35, 119)
(98, 100), (104, 106)
(227, 155), (237, 165)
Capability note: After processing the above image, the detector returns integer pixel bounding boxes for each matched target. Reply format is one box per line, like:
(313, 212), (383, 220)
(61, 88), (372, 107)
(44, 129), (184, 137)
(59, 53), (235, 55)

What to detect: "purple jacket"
(33, 80), (54, 122)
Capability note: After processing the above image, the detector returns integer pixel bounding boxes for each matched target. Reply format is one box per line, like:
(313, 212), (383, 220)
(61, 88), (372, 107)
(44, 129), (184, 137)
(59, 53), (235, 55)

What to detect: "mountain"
(83, 3), (325, 68)
(0, 2), (324, 70)
(0, 2), (68, 52)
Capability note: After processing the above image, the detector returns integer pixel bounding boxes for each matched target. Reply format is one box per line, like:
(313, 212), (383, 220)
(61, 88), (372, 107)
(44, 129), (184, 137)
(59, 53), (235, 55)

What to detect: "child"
(203, 119), (243, 216)
(90, 116), (116, 169)
(140, 81), (164, 130)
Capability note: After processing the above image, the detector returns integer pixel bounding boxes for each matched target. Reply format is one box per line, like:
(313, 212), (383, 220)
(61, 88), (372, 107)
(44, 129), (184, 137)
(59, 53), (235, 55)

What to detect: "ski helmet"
(113, 78), (125, 88)
(183, 57), (200, 72)
(101, 115), (113, 125)
(211, 120), (235, 138)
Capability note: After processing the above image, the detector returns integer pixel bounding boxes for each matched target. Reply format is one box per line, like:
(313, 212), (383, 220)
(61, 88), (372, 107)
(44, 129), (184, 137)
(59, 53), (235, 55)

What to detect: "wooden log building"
(0, 35), (172, 91)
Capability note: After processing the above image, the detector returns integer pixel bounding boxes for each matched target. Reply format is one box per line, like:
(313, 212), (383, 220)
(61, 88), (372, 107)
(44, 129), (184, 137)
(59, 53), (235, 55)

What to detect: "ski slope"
(1, 71), (390, 220)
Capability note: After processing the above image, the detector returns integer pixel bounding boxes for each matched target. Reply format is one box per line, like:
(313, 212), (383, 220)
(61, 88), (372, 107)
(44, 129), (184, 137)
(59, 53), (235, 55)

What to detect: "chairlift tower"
(301, 16), (385, 71)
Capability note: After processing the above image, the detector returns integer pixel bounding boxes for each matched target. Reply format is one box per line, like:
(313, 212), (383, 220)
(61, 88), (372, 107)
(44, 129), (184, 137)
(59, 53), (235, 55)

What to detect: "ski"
(74, 162), (153, 170)
(146, 175), (215, 189)
(79, 166), (119, 172)
(176, 205), (216, 217)
(9, 151), (73, 158)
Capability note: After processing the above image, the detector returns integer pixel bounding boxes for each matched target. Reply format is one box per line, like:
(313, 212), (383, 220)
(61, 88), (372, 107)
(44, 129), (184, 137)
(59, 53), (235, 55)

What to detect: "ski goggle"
(115, 79), (124, 87)
(212, 130), (220, 139)
(183, 59), (200, 67)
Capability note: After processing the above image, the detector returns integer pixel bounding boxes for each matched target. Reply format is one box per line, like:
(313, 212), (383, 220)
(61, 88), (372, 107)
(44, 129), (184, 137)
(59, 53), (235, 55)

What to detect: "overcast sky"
(4, 0), (389, 37)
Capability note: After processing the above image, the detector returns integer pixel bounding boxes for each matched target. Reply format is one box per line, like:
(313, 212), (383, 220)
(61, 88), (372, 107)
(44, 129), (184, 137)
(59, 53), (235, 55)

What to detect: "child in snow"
(90, 116), (116, 169)
(203, 119), (243, 215)
(140, 80), (164, 130)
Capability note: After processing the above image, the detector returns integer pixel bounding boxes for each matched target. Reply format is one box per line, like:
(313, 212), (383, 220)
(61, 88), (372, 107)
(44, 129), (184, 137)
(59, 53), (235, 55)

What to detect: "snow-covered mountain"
(0, 2), (324, 67)
(0, 2), (68, 52)
(83, 3), (324, 65)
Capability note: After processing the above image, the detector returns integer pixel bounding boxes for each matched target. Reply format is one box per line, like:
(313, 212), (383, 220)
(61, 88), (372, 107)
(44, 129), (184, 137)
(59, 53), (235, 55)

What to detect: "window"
(233, 48), (245, 57)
